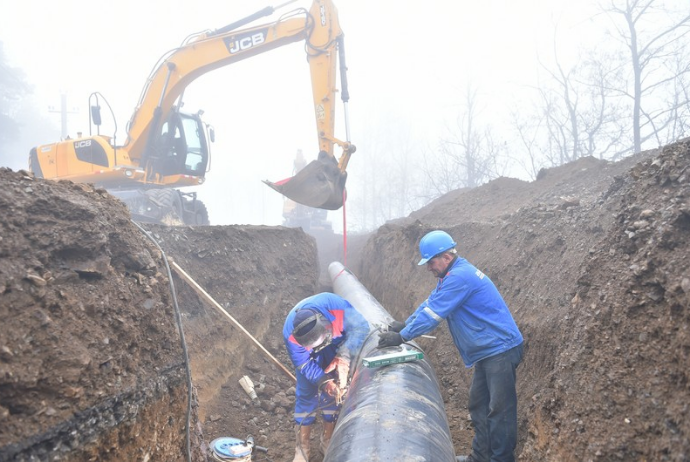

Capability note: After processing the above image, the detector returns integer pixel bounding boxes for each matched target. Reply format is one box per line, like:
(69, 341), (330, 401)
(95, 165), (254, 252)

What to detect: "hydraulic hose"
(132, 221), (193, 462)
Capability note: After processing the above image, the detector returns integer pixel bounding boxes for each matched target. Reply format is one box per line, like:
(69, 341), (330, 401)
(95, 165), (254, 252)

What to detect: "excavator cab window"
(179, 115), (206, 174)
(153, 113), (208, 176)
(154, 120), (185, 176)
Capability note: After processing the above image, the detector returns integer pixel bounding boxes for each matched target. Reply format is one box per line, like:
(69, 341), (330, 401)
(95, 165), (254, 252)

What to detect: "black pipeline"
(326, 262), (456, 462)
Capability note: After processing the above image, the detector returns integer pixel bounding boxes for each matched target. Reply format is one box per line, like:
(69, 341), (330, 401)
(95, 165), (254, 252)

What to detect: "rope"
(169, 260), (296, 382)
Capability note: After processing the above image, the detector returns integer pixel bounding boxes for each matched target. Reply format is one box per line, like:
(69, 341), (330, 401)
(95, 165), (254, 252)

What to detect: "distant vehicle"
(29, 0), (355, 225)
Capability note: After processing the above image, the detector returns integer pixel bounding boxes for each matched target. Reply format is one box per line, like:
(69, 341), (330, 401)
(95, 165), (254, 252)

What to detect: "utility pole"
(48, 92), (79, 139)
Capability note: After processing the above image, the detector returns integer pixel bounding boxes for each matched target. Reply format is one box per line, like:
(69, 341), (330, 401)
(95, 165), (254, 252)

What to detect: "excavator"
(28, 0), (355, 225)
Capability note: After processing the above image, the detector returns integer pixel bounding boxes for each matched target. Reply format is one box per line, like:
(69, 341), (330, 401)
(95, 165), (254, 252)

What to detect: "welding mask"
(292, 308), (333, 352)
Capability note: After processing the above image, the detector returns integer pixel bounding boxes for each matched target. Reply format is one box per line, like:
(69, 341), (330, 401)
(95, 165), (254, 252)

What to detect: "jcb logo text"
(226, 29), (267, 54)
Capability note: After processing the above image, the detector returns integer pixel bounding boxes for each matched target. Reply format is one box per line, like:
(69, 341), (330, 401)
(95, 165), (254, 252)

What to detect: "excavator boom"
(125, 0), (353, 210)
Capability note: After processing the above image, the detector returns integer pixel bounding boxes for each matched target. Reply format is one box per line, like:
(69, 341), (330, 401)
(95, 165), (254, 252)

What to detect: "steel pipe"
(326, 262), (456, 462)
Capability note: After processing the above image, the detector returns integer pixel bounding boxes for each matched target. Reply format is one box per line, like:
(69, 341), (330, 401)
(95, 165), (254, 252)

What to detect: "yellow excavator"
(29, 0), (355, 225)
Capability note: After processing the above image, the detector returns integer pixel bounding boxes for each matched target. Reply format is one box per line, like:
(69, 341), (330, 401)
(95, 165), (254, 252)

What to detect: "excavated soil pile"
(0, 170), (321, 461)
(357, 140), (690, 461)
(0, 172), (205, 461)
(1, 138), (688, 462)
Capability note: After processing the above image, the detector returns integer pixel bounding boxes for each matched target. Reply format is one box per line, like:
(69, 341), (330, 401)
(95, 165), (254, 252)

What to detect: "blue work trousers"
(294, 344), (340, 425)
(468, 343), (524, 462)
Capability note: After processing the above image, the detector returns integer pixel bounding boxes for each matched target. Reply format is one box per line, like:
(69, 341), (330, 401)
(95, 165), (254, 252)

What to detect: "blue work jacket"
(283, 293), (370, 386)
(400, 257), (523, 367)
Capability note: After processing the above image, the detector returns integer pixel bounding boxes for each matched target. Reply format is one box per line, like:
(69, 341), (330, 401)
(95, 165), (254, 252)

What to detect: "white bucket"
(239, 375), (258, 400)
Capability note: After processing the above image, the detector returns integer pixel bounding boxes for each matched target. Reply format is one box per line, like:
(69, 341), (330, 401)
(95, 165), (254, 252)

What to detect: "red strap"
(270, 176), (292, 186)
(342, 188), (347, 266)
(330, 309), (345, 336)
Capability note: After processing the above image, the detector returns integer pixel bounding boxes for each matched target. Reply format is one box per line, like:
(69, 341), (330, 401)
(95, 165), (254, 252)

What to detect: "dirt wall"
(357, 143), (690, 460)
(0, 171), (202, 461)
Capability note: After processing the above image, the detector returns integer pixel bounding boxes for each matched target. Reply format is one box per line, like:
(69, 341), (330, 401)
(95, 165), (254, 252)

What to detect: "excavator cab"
(264, 151), (347, 210)
(151, 112), (211, 179)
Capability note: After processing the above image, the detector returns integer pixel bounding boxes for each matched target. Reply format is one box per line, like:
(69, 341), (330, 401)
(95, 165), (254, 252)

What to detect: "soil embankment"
(357, 142), (689, 460)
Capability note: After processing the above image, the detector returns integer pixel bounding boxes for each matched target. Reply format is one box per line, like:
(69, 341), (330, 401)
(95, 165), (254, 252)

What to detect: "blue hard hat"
(418, 230), (457, 265)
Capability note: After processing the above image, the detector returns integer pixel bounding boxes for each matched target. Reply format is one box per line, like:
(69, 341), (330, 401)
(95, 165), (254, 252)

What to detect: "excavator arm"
(127, 0), (353, 209)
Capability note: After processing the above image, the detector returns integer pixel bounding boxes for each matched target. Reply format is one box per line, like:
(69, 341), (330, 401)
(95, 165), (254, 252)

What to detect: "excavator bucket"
(264, 153), (347, 210)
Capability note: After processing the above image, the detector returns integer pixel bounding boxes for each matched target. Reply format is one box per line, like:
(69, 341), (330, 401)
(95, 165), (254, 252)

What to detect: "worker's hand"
(378, 331), (404, 348)
(325, 357), (350, 389)
(388, 320), (406, 333)
(321, 379), (338, 397)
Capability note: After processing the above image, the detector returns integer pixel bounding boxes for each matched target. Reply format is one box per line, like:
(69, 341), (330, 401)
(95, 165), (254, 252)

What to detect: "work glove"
(325, 356), (350, 389)
(378, 331), (404, 348)
(388, 320), (406, 333)
(321, 379), (339, 398)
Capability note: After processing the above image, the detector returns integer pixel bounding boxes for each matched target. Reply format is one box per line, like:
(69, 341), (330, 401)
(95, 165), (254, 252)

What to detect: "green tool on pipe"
(362, 346), (424, 368)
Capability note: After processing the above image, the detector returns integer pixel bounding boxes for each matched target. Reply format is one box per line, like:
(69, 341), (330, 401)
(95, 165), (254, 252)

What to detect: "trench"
(6, 142), (688, 461)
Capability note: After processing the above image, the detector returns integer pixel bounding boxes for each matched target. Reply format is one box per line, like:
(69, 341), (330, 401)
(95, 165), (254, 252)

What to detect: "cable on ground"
(132, 220), (193, 462)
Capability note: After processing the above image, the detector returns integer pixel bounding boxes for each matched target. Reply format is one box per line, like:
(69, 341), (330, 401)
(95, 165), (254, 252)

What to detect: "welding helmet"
(292, 308), (333, 351)
(418, 230), (457, 265)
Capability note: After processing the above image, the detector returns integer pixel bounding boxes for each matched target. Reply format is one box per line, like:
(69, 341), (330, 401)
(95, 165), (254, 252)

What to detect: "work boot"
(293, 424), (311, 462)
(319, 420), (336, 455)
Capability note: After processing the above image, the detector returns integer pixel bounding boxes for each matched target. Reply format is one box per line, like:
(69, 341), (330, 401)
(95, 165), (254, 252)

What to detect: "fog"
(1, 0), (598, 230)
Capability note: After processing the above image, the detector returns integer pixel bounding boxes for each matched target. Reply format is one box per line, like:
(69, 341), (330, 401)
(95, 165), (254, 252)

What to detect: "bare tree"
(578, 54), (630, 159)
(348, 115), (426, 231)
(509, 104), (552, 181)
(0, 42), (29, 147)
(421, 85), (505, 200)
(601, 0), (690, 153)
(0, 41), (59, 171)
(510, 2), (689, 171)
(525, 43), (630, 168)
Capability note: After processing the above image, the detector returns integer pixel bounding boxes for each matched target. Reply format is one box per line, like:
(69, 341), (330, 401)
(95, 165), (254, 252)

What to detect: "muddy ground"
(1, 138), (688, 461)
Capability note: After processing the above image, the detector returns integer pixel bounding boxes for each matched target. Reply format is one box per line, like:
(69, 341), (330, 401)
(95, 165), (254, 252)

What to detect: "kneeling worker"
(283, 292), (370, 461)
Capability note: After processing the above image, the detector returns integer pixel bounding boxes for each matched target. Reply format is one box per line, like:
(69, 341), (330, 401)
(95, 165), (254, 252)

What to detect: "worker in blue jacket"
(284, 292), (369, 462)
(379, 230), (524, 462)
